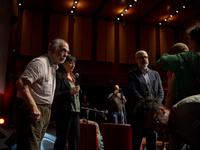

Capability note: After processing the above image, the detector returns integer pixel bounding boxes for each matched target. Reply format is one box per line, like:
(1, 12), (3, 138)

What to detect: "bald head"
(114, 85), (119, 90)
(135, 50), (148, 58)
(135, 50), (149, 72)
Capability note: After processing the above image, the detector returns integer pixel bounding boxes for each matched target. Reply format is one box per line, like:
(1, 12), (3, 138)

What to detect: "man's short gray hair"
(48, 38), (68, 51)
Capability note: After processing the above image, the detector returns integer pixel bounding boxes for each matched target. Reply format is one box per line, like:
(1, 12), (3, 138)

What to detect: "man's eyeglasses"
(136, 56), (148, 59)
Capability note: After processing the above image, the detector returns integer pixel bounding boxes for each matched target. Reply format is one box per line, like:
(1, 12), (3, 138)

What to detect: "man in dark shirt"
(108, 85), (127, 124)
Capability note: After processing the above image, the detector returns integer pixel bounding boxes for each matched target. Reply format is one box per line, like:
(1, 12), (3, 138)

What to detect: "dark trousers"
(54, 110), (80, 150)
(13, 98), (51, 150)
(131, 122), (157, 150)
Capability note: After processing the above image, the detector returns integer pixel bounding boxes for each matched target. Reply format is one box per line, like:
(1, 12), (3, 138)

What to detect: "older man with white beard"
(128, 50), (164, 150)
(13, 38), (69, 150)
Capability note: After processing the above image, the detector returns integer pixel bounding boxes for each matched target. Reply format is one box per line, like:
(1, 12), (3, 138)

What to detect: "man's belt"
(37, 103), (51, 108)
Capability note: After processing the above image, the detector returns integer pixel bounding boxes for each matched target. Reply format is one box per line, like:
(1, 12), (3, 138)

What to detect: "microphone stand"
(81, 107), (108, 150)
(120, 89), (127, 124)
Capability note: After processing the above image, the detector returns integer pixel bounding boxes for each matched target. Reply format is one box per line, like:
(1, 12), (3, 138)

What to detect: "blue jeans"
(112, 112), (124, 124)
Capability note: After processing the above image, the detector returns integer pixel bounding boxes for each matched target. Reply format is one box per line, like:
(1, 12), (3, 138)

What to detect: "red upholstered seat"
(100, 123), (142, 150)
(79, 122), (98, 150)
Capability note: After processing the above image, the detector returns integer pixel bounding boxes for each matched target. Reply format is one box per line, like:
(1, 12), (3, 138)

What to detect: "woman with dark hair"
(52, 54), (81, 150)
(157, 23), (200, 103)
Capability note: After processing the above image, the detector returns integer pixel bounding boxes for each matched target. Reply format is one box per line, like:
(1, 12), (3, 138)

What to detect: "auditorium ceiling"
(20, 0), (200, 29)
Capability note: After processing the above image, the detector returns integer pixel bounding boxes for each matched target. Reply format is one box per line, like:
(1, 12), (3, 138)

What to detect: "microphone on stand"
(94, 107), (108, 120)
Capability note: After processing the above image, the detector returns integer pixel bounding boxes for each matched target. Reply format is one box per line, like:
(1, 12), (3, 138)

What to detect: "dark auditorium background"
(0, 0), (200, 145)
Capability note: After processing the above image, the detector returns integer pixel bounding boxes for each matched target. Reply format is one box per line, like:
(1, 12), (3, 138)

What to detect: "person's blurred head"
(83, 95), (87, 101)
(114, 85), (119, 91)
(48, 38), (69, 65)
(62, 54), (77, 73)
(168, 43), (189, 55)
(135, 50), (149, 71)
(133, 97), (170, 133)
(186, 23), (200, 51)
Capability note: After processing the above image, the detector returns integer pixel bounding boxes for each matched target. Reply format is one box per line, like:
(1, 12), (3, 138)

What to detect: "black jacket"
(51, 71), (82, 120)
(128, 67), (164, 106)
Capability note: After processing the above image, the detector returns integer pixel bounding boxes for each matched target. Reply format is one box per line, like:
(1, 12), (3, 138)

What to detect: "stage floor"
(0, 124), (57, 150)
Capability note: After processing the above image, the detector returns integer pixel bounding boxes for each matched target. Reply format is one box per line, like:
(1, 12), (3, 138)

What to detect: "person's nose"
(63, 52), (68, 58)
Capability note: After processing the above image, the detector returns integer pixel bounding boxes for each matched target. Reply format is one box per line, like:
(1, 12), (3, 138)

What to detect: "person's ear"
(159, 106), (166, 114)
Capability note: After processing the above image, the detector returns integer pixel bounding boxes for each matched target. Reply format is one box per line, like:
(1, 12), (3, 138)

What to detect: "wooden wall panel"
(82, 18), (92, 60)
(73, 17), (83, 59)
(127, 23), (136, 64)
(97, 20), (114, 62)
(179, 30), (187, 45)
(48, 13), (59, 46)
(148, 26), (156, 66)
(73, 17), (92, 60)
(21, 10), (33, 55)
(140, 25), (149, 53)
(97, 20), (106, 61)
(140, 25), (156, 66)
(119, 22), (136, 64)
(0, 0), (12, 93)
(160, 27), (175, 56)
(105, 21), (115, 62)
(119, 22), (128, 63)
(159, 27), (168, 57)
(48, 14), (69, 51)
(167, 29), (175, 52)
(59, 15), (69, 42)
(31, 11), (43, 56)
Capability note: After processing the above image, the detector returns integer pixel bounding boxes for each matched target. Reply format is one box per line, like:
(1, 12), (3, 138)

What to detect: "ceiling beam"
(94, 0), (107, 17)
(137, 0), (165, 23)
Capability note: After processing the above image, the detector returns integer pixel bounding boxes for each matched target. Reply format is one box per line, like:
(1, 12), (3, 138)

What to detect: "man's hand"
(114, 89), (119, 95)
(29, 106), (41, 123)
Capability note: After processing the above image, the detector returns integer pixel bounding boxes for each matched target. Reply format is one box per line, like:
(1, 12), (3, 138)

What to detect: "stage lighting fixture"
(0, 118), (5, 125)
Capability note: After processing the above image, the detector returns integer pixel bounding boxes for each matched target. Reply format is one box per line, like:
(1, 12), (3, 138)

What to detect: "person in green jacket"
(157, 23), (200, 103)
